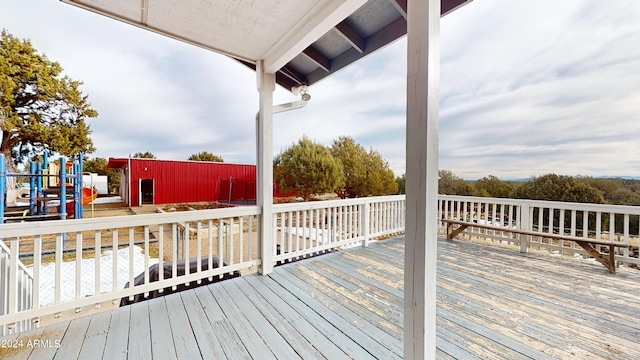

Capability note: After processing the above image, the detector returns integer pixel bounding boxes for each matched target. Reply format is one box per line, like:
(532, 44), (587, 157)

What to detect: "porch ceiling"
(61, 0), (472, 91)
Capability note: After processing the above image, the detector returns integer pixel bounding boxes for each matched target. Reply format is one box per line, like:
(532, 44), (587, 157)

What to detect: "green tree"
(83, 156), (120, 193)
(513, 174), (605, 203)
(513, 174), (606, 233)
(188, 151), (224, 162)
(474, 175), (514, 198)
(274, 136), (344, 200)
(0, 30), (97, 176)
(364, 148), (398, 196)
(83, 157), (108, 174)
(438, 170), (474, 196)
(331, 136), (397, 197)
(132, 151), (156, 159)
(609, 188), (640, 206)
(396, 174), (406, 195)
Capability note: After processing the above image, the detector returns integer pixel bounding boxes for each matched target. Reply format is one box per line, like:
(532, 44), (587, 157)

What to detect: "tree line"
(430, 170), (640, 206)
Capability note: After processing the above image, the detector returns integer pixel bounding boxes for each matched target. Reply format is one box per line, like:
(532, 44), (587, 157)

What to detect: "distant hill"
(467, 176), (640, 183)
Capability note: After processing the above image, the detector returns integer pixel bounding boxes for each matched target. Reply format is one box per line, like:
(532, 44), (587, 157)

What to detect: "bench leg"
(575, 241), (615, 274)
(446, 223), (469, 240)
(610, 245), (616, 274)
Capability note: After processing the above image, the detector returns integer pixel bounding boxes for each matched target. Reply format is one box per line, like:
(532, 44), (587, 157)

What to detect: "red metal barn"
(107, 158), (257, 206)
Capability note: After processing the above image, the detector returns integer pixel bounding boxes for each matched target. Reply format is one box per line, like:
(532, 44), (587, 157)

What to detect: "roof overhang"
(61, 0), (471, 91)
(106, 157), (128, 169)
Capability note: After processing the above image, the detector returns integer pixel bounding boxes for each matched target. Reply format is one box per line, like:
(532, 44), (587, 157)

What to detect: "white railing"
(6, 193), (636, 335)
(0, 195), (406, 335)
(0, 240), (34, 336)
(438, 195), (640, 267)
(0, 206), (261, 334)
(272, 195), (406, 263)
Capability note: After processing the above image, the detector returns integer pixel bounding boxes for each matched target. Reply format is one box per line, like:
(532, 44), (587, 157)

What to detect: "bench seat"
(442, 218), (630, 274)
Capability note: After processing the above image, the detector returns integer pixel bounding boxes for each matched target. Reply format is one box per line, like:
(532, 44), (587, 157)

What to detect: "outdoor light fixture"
(271, 86), (312, 114)
(291, 85), (311, 101)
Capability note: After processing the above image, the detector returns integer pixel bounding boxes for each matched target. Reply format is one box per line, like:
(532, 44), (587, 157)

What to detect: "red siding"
(116, 159), (257, 206)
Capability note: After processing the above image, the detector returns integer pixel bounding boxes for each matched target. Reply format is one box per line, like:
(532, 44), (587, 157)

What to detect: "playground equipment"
(0, 153), (98, 223)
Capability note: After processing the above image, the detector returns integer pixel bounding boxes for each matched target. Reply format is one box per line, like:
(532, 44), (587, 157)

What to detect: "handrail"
(438, 195), (639, 266)
(2, 194), (639, 336)
(0, 206), (262, 334)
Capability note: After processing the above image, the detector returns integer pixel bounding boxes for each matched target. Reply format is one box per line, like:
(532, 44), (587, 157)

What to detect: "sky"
(2, 0), (640, 180)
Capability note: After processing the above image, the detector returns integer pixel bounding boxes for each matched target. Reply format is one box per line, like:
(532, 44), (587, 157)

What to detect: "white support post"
(404, 0), (440, 359)
(256, 60), (276, 275)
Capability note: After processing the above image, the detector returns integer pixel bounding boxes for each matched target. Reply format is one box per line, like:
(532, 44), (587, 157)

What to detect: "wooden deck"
(2, 237), (640, 359)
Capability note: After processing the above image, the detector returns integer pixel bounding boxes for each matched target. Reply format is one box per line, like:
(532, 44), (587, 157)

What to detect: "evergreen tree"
(274, 136), (344, 200)
(188, 151), (224, 162)
(132, 151), (156, 159)
(1, 30), (97, 178)
(331, 136), (397, 197)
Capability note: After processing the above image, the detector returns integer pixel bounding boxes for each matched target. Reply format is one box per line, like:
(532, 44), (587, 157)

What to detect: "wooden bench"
(441, 218), (631, 274)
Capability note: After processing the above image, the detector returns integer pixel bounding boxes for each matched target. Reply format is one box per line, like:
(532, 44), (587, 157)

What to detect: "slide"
(82, 187), (99, 205)
(61, 187), (98, 217)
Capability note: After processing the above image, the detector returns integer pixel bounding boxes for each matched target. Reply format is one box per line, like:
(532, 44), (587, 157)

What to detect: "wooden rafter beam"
(334, 21), (365, 53)
(302, 46), (331, 72)
(279, 65), (307, 85)
(389, 0), (407, 19)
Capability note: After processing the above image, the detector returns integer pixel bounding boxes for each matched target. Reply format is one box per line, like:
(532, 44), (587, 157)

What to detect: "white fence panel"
(272, 195), (406, 263)
(1, 240), (34, 336)
(0, 206), (261, 334)
(439, 195), (640, 268)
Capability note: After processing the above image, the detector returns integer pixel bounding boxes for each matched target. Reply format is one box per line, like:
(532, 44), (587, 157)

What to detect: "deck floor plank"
(127, 300), (152, 360)
(272, 267), (403, 359)
(2, 326), (45, 360)
(243, 274), (358, 360)
(255, 273), (379, 360)
(192, 286), (251, 360)
(148, 296), (178, 360)
(226, 278), (323, 359)
(0, 332), (19, 359)
(77, 309), (112, 360)
(179, 289), (226, 360)
(284, 263), (403, 346)
(3, 236), (640, 359)
(51, 315), (91, 360)
(302, 257), (404, 323)
(289, 262), (403, 339)
(100, 303), (130, 360)
(438, 248), (640, 356)
(164, 292), (203, 360)
(206, 282), (278, 360)
(24, 320), (68, 360)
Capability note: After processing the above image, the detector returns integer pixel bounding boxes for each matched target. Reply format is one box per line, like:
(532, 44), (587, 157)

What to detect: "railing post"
(362, 199), (370, 247)
(519, 201), (531, 253)
(8, 239), (18, 325)
(0, 154), (5, 224)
